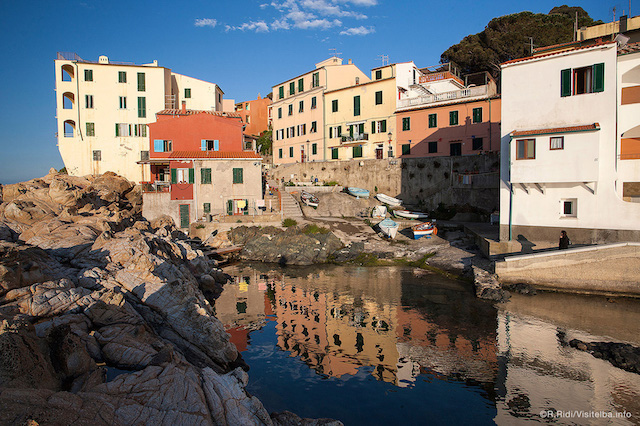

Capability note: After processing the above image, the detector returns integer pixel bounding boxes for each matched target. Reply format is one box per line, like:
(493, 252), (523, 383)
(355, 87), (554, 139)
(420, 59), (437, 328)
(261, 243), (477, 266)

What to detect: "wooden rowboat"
(378, 218), (399, 239)
(301, 190), (319, 208)
(393, 210), (429, 220)
(412, 221), (437, 239)
(375, 193), (402, 206)
(372, 205), (387, 219)
(347, 187), (370, 198)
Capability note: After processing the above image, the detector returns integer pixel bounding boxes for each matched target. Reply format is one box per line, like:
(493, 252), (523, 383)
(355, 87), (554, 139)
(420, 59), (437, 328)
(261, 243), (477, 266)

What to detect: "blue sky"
(0, 0), (613, 184)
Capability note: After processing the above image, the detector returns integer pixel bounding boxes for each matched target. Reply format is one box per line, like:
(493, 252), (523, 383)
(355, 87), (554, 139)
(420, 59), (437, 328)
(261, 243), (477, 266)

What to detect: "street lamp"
(387, 132), (394, 158)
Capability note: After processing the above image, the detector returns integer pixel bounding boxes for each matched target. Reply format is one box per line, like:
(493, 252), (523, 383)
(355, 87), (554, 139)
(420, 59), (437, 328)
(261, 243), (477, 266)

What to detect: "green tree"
(441, 7), (602, 78)
(257, 127), (272, 155)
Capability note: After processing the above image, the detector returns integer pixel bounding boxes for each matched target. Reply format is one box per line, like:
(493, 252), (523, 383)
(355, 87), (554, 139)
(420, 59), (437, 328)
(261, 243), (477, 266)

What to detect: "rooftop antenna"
(377, 54), (389, 66)
(528, 37), (536, 55)
(328, 48), (342, 58)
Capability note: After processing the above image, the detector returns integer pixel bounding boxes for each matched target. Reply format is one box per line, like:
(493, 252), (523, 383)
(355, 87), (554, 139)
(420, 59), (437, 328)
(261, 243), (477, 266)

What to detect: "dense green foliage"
(257, 128), (272, 155)
(441, 6), (602, 78)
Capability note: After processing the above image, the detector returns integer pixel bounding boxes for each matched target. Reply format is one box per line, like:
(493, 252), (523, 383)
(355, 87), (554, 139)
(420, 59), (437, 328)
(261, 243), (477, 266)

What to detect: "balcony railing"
(141, 181), (171, 193)
(341, 133), (369, 143)
(398, 85), (489, 109)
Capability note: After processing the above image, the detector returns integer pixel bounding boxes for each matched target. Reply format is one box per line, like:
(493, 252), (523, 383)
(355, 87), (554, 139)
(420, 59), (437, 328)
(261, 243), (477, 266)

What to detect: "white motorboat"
(375, 193), (402, 206)
(393, 210), (429, 220)
(378, 218), (399, 239)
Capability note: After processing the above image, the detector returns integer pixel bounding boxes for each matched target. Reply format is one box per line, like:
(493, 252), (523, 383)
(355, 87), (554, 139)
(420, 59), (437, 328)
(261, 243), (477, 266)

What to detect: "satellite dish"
(615, 33), (630, 47)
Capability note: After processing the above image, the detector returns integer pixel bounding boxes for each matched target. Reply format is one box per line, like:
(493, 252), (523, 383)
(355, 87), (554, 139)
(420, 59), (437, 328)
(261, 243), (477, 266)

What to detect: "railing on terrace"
(620, 153), (640, 160)
(398, 85), (488, 109)
(56, 51), (134, 65)
(141, 181), (171, 193)
(341, 133), (369, 143)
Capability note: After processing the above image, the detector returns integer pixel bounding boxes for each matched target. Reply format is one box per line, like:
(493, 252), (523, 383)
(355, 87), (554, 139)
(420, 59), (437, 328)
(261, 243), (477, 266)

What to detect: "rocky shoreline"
(0, 170), (340, 425)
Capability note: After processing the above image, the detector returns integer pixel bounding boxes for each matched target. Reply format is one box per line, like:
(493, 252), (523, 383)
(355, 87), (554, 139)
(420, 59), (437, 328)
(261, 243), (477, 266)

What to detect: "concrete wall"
(271, 153), (499, 212)
(143, 192), (193, 228)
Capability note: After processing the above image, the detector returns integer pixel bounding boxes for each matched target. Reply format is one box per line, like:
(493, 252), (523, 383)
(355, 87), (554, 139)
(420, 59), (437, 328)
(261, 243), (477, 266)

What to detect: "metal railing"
(141, 181), (171, 193)
(398, 85), (488, 109)
(341, 133), (369, 143)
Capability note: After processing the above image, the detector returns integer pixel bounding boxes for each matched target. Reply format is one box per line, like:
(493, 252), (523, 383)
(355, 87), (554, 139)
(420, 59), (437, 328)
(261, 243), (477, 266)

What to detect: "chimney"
(348, 59), (353, 64)
(181, 101), (186, 114)
(620, 15), (628, 33)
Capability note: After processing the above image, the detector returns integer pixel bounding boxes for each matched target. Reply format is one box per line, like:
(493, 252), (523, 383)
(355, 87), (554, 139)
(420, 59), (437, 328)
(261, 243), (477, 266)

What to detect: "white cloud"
(339, 25), (375, 35)
(271, 17), (291, 30)
(194, 18), (218, 28)
(236, 21), (270, 32)
(295, 18), (342, 29)
(335, 0), (377, 5)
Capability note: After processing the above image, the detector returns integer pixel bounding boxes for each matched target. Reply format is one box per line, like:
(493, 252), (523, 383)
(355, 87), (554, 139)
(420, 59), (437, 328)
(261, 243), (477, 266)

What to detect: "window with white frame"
(561, 198), (577, 217)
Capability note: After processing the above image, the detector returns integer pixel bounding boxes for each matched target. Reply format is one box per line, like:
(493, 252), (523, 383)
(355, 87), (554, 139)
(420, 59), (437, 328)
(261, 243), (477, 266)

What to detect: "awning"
(511, 123), (600, 138)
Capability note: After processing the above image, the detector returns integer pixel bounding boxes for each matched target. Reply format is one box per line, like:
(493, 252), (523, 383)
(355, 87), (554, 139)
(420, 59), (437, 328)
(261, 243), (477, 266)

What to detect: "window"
(116, 123), (131, 137)
(311, 96), (317, 109)
(450, 110), (458, 126)
(352, 146), (363, 158)
(472, 107), (482, 123)
(218, 93), (221, 103)
(375, 91), (383, 105)
(173, 168), (193, 184)
(278, 107), (282, 119)
(118, 71), (126, 83)
(428, 113), (437, 128)
(119, 96), (127, 109)
(472, 137), (483, 150)
(428, 141), (437, 153)
(185, 88), (191, 98)
(92, 150), (101, 161)
(153, 139), (172, 152)
(561, 63), (604, 96)
(85, 95), (94, 109)
(245, 103), (250, 110)
(354, 96), (360, 116)
(516, 139), (535, 159)
(289, 81), (295, 95)
(246, 115), (250, 124)
(550, 136), (564, 150)
(561, 199), (577, 217)
(289, 126), (295, 138)
(137, 72), (145, 91)
(202, 139), (219, 151)
(84, 69), (93, 81)
(279, 86), (284, 99)
(141, 151), (149, 161)
(279, 148), (283, 159)
(138, 97), (146, 118)
(375, 70), (382, 80)
(134, 124), (147, 137)
(289, 146), (294, 157)
(233, 168), (243, 184)
(298, 124), (306, 136)
(299, 100), (304, 113)
(402, 144), (411, 155)
(203, 203), (211, 213)
(312, 72), (319, 88)
(201, 168), (212, 184)
(86, 122), (95, 137)
(332, 99), (338, 112)
(298, 78), (304, 92)
(288, 105), (293, 116)
(329, 126), (341, 138)
(450, 142), (462, 156)
(331, 148), (339, 159)
(312, 143), (317, 155)
(311, 121), (317, 133)
(402, 117), (410, 131)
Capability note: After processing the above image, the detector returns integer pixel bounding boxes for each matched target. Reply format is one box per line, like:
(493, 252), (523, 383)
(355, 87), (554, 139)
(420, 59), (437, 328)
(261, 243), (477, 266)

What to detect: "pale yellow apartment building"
(54, 52), (224, 182)
(271, 57), (369, 164)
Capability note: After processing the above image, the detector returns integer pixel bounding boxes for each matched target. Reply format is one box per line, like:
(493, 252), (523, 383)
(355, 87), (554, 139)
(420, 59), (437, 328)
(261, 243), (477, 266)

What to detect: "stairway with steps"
(280, 190), (303, 218)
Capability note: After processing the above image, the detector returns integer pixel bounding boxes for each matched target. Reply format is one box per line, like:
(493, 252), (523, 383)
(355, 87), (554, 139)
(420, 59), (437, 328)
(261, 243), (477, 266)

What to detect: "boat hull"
(375, 193), (402, 206)
(393, 210), (429, 220)
(372, 205), (387, 219)
(412, 222), (437, 239)
(347, 187), (370, 198)
(378, 219), (399, 239)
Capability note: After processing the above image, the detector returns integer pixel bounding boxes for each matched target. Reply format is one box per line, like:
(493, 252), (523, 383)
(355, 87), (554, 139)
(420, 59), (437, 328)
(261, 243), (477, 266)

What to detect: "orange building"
(235, 94), (272, 137)
(395, 72), (501, 158)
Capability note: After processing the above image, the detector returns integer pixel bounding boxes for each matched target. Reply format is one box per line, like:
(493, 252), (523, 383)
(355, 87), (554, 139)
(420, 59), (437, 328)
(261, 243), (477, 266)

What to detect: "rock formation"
(0, 170), (340, 425)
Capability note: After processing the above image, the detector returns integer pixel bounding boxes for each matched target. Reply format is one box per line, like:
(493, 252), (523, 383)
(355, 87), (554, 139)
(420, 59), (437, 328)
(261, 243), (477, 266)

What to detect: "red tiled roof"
(157, 109), (241, 118)
(533, 40), (580, 54)
(168, 151), (262, 159)
(511, 123), (600, 137)
(501, 40), (616, 66)
(618, 41), (640, 56)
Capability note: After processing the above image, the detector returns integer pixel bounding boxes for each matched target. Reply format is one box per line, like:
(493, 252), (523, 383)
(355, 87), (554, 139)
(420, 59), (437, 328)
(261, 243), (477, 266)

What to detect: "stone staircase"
(280, 190), (303, 218)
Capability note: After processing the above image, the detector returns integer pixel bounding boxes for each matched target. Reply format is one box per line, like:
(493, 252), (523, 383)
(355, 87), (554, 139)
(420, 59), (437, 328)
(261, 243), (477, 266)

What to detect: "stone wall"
(271, 153), (500, 212)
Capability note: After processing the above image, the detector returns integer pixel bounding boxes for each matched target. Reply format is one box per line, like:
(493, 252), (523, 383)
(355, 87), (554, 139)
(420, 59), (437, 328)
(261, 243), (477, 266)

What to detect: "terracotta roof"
(168, 151), (262, 159)
(618, 41), (640, 55)
(157, 109), (241, 118)
(511, 123), (600, 137)
(501, 40), (616, 66)
(533, 40), (580, 54)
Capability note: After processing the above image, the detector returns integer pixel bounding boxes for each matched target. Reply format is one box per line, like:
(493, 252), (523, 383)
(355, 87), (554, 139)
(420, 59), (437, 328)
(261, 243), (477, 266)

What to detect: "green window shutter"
(332, 99), (338, 112)
(312, 143), (317, 155)
(203, 203), (211, 213)
(185, 88), (191, 98)
(561, 68), (572, 97)
(450, 110), (458, 125)
(138, 97), (146, 118)
(402, 117), (410, 131)
(402, 144), (411, 155)
(358, 123), (364, 134)
(289, 81), (295, 95)
(354, 96), (360, 116)
(593, 63), (605, 92)
(298, 78), (304, 92)
(380, 120), (387, 133)
(137, 72), (145, 91)
(337, 126), (341, 137)
(171, 169), (177, 184)
(371, 121), (376, 134)
(279, 86), (284, 99)
(201, 168), (211, 184)
(429, 114), (437, 128)
(279, 148), (283, 159)
(375, 91), (382, 105)
(472, 108), (482, 123)
(115, 123), (119, 137)
(233, 168), (243, 184)
(329, 127), (333, 138)
(188, 168), (195, 184)
(289, 147), (293, 157)
(332, 148), (339, 159)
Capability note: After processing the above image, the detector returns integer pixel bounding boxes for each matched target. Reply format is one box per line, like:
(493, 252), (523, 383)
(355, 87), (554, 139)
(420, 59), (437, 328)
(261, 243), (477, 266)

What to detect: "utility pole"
(528, 37), (535, 55)
(377, 54), (389, 66)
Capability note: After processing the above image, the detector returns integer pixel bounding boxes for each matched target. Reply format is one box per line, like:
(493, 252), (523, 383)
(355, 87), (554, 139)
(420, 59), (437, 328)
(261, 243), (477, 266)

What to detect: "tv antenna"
(527, 37), (536, 55)
(329, 48), (342, 58)
(378, 54), (389, 66)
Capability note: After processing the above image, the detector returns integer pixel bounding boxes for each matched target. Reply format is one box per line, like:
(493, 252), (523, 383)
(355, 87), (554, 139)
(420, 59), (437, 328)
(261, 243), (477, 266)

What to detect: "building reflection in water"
(217, 264), (498, 388)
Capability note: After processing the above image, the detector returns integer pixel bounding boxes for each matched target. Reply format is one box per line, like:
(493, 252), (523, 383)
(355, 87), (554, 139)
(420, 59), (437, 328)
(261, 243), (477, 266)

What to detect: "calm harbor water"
(216, 263), (640, 425)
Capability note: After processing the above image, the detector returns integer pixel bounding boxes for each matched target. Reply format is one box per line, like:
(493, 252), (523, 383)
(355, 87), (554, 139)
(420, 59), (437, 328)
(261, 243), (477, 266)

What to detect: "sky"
(0, 0), (616, 185)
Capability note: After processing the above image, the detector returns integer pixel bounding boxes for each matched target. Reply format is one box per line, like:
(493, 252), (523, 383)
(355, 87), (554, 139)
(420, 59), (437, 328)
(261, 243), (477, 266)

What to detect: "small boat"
(393, 210), (429, 220)
(412, 221), (437, 239)
(300, 190), (319, 208)
(378, 218), (399, 239)
(347, 187), (370, 199)
(376, 193), (402, 207)
(372, 205), (387, 219)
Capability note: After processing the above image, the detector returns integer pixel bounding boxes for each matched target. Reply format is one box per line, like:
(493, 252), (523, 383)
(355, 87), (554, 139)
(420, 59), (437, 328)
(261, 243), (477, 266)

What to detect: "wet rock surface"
(569, 339), (640, 375)
(0, 171), (341, 426)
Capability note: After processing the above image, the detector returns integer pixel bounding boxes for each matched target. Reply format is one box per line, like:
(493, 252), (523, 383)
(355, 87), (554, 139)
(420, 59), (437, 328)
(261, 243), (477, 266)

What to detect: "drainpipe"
(322, 66), (328, 161)
(488, 98), (492, 152)
(508, 135), (513, 241)
(192, 159), (198, 225)
(73, 62), (83, 141)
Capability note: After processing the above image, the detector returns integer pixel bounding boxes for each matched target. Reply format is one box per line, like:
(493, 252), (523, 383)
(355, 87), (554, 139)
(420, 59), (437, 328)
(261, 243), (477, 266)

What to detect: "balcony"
(398, 85), (489, 110)
(341, 133), (369, 143)
(141, 181), (171, 193)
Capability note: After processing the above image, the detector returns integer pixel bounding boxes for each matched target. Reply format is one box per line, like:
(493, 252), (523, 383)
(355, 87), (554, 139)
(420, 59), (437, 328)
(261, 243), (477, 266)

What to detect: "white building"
(499, 41), (640, 243)
(54, 52), (224, 182)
